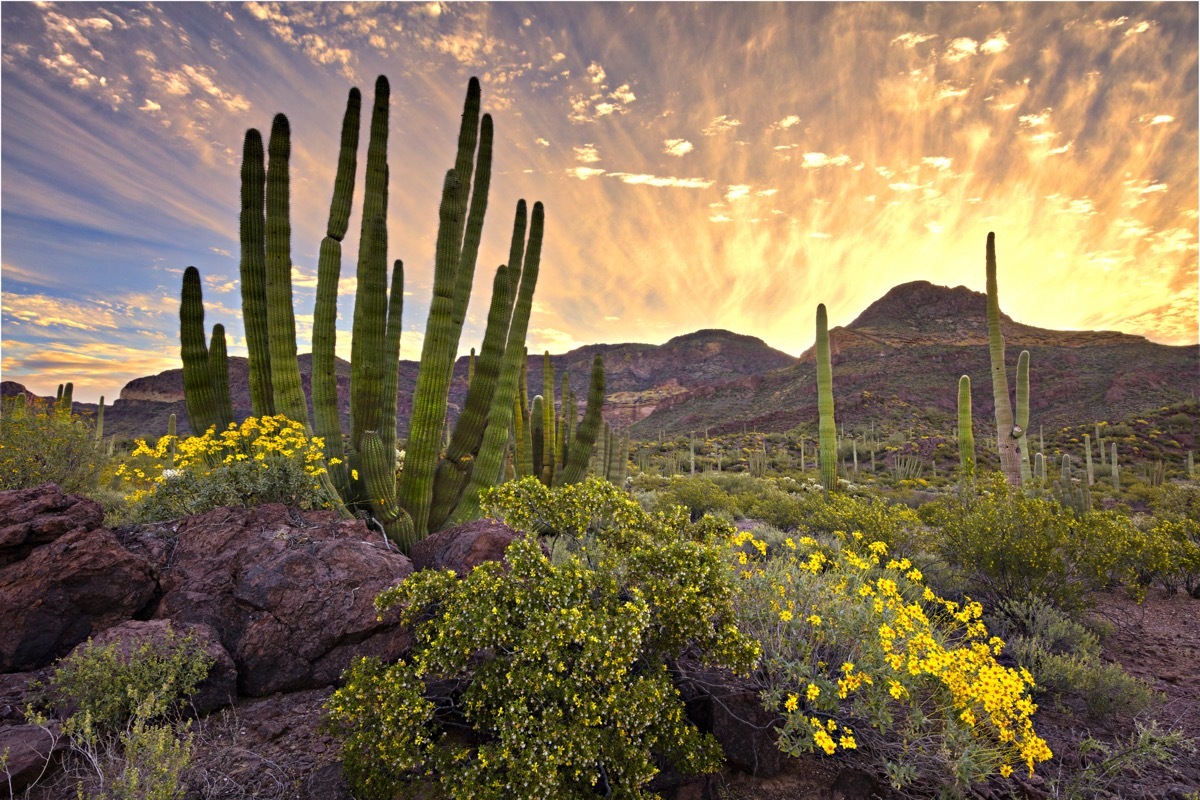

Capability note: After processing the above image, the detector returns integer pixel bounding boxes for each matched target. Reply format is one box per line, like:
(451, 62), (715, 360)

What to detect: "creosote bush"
(113, 414), (338, 523)
(326, 478), (759, 800)
(0, 395), (105, 493)
(730, 526), (1052, 795)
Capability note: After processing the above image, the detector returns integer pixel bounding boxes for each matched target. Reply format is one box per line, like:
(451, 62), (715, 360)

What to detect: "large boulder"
(0, 526), (158, 673)
(0, 723), (67, 793)
(153, 504), (413, 696)
(409, 518), (524, 575)
(0, 483), (104, 566)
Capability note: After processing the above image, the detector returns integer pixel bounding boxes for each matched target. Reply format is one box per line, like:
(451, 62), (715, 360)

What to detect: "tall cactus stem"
(958, 375), (974, 480)
(1016, 350), (1031, 484)
(986, 232), (1022, 486)
(559, 355), (605, 486)
(816, 303), (838, 493)
(239, 128), (274, 417)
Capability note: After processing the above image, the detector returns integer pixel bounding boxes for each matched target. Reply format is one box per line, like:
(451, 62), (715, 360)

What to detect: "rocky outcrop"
(0, 485), (158, 671)
(151, 504), (413, 696)
(409, 518), (525, 576)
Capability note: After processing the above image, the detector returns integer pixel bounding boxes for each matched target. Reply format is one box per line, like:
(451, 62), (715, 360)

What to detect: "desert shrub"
(1143, 484), (1200, 596)
(788, 491), (926, 555)
(327, 478), (759, 800)
(732, 528), (1052, 795)
(1051, 721), (1195, 800)
(647, 475), (737, 520)
(990, 597), (1156, 723)
(24, 625), (213, 799)
(113, 415), (338, 523)
(918, 474), (1155, 609)
(0, 396), (106, 493)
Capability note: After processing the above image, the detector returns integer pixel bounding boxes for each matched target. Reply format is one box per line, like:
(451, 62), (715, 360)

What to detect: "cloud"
(701, 115), (741, 136)
(535, 137), (550, 147)
(587, 61), (606, 85)
(892, 32), (936, 48)
(663, 138), (693, 157)
(921, 156), (953, 170)
(943, 38), (978, 63)
(566, 166), (606, 180)
(725, 184), (752, 201)
(980, 32), (1009, 54)
(774, 114), (801, 129)
(573, 144), (600, 163)
(608, 173), (714, 189)
(801, 152), (852, 169)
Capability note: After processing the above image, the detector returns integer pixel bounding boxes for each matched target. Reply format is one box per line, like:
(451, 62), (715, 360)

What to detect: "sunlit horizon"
(2, 2), (1197, 404)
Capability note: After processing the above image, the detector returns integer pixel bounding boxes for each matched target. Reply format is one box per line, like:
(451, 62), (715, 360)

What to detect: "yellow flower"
(784, 694), (799, 712)
(779, 609), (793, 622)
(999, 764), (1013, 778)
(351, 469), (360, 481)
(806, 614), (822, 626)
(806, 684), (820, 701)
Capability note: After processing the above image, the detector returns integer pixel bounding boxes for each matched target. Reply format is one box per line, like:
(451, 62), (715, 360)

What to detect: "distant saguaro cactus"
(816, 303), (837, 493)
(958, 375), (975, 480)
(985, 233), (1023, 487)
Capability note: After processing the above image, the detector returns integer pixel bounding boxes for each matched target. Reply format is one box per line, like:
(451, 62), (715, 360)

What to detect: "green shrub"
(326, 479), (759, 800)
(730, 527), (1052, 792)
(1051, 721), (1195, 800)
(113, 415), (339, 523)
(24, 624), (213, 800)
(0, 396), (106, 493)
(647, 475), (737, 520)
(918, 474), (1154, 609)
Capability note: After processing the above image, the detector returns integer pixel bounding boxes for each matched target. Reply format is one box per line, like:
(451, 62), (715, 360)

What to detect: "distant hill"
(5, 280), (1195, 444)
(629, 281), (1199, 439)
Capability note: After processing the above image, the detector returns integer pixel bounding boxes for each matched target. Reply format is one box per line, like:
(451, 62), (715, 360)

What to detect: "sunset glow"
(2, 2), (1197, 403)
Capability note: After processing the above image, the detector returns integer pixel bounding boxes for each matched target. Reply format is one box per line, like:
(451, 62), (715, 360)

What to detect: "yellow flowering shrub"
(0, 396), (106, 493)
(326, 478), (760, 800)
(113, 415), (338, 522)
(731, 526), (1052, 793)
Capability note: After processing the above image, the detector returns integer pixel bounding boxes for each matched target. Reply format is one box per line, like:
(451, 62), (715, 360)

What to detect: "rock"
(79, 620), (237, 716)
(0, 527), (158, 672)
(0, 483), (104, 566)
(152, 504), (413, 696)
(409, 518), (524, 575)
(0, 723), (67, 793)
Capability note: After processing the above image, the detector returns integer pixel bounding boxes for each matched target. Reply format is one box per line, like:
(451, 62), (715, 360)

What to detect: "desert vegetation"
(3, 71), (1199, 800)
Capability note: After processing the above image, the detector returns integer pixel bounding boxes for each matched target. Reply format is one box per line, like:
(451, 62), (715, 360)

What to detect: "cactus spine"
(958, 375), (975, 480)
(816, 303), (837, 493)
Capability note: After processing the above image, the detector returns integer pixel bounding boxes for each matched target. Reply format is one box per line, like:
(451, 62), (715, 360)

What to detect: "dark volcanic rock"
(80, 619), (238, 716)
(0, 723), (67, 793)
(0, 525), (158, 673)
(0, 483), (105, 567)
(409, 518), (524, 575)
(153, 504), (413, 696)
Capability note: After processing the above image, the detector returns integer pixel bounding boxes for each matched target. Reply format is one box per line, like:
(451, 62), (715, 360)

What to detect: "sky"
(1, 2), (1197, 404)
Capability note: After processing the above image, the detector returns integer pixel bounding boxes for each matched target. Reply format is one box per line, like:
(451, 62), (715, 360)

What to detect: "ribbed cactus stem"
(816, 303), (837, 493)
(560, 374), (572, 466)
(467, 348), (476, 387)
(239, 128), (274, 418)
(209, 324), (234, 429)
(1016, 350), (1031, 484)
(264, 113), (309, 427)
(559, 355), (605, 486)
(1111, 443), (1120, 490)
(541, 352), (556, 486)
(958, 375), (974, 479)
(94, 396), (105, 443)
(180, 266), (216, 436)
(397, 170), (467, 537)
(351, 216), (390, 450)
(985, 233), (1022, 486)
(1084, 434), (1094, 486)
(512, 391), (527, 478)
(167, 414), (177, 466)
(1034, 452), (1044, 487)
(530, 395), (545, 483)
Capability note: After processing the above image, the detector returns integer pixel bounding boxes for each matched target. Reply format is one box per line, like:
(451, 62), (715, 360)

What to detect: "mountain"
(628, 281), (1199, 439)
(6, 329), (793, 441)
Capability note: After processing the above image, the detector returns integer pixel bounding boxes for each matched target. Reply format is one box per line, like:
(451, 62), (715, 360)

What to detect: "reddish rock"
(409, 518), (525, 575)
(153, 504), (413, 696)
(0, 723), (67, 793)
(80, 620), (237, 716)
(0, 527), (158, 672)
(0, 483), (104, 566)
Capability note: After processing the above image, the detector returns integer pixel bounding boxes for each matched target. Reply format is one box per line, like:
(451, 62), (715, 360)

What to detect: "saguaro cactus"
(816, 303), (837, 493)
(985, 233), (1022, 486)
(958, 375), (975, 479)
(1016, 350), (1031, 484)
(559, 355), (606, 486)
(1084, 434), (1094, 486)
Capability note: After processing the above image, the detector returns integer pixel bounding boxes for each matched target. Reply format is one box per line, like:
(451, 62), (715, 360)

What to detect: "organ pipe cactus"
(181, 76), (556, 552)
(180, 267), (231, 435)
(958, 375), (975, 480)
(1084, 434), (1094, 486)
(985, 233), (1023, 486)
(816, 303), (837, 493)
(94, 396), (105, 443)
(239, 129), (273, 417)
(559, 355), (605, 485)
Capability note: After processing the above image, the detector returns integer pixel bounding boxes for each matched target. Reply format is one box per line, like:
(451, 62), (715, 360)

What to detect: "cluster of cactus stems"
(511, 350), (606, 488)
(178, 75), (586, 552)
(597, 421), (629, 483)
(816, 303), (838, 493)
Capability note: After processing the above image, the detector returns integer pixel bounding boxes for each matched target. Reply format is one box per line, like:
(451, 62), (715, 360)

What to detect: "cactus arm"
(326, 88), (361, 241)
(264, 114), (309, 427)
(362, 429), (416, 550)
(209, 324), (235, 429)
(559, 355), (605, 486)
(180, 266), (216, 435)
(94, 396), (104, 443)
(531, 394), (545, 482)
(380, 259), (405, 480)
(541, 352), (556, 485)
(396, 171), (467, 537)
(312, 234), (349, 490)
(427, 265), (511, 530)
(957, 375), (975, 480)
(450, 112), (492, 332)
(816, 303), (838, 493)
(239, 129), (274, 418)
(986, 232), (1022, 486)
(1016, 350), (1031, 484)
